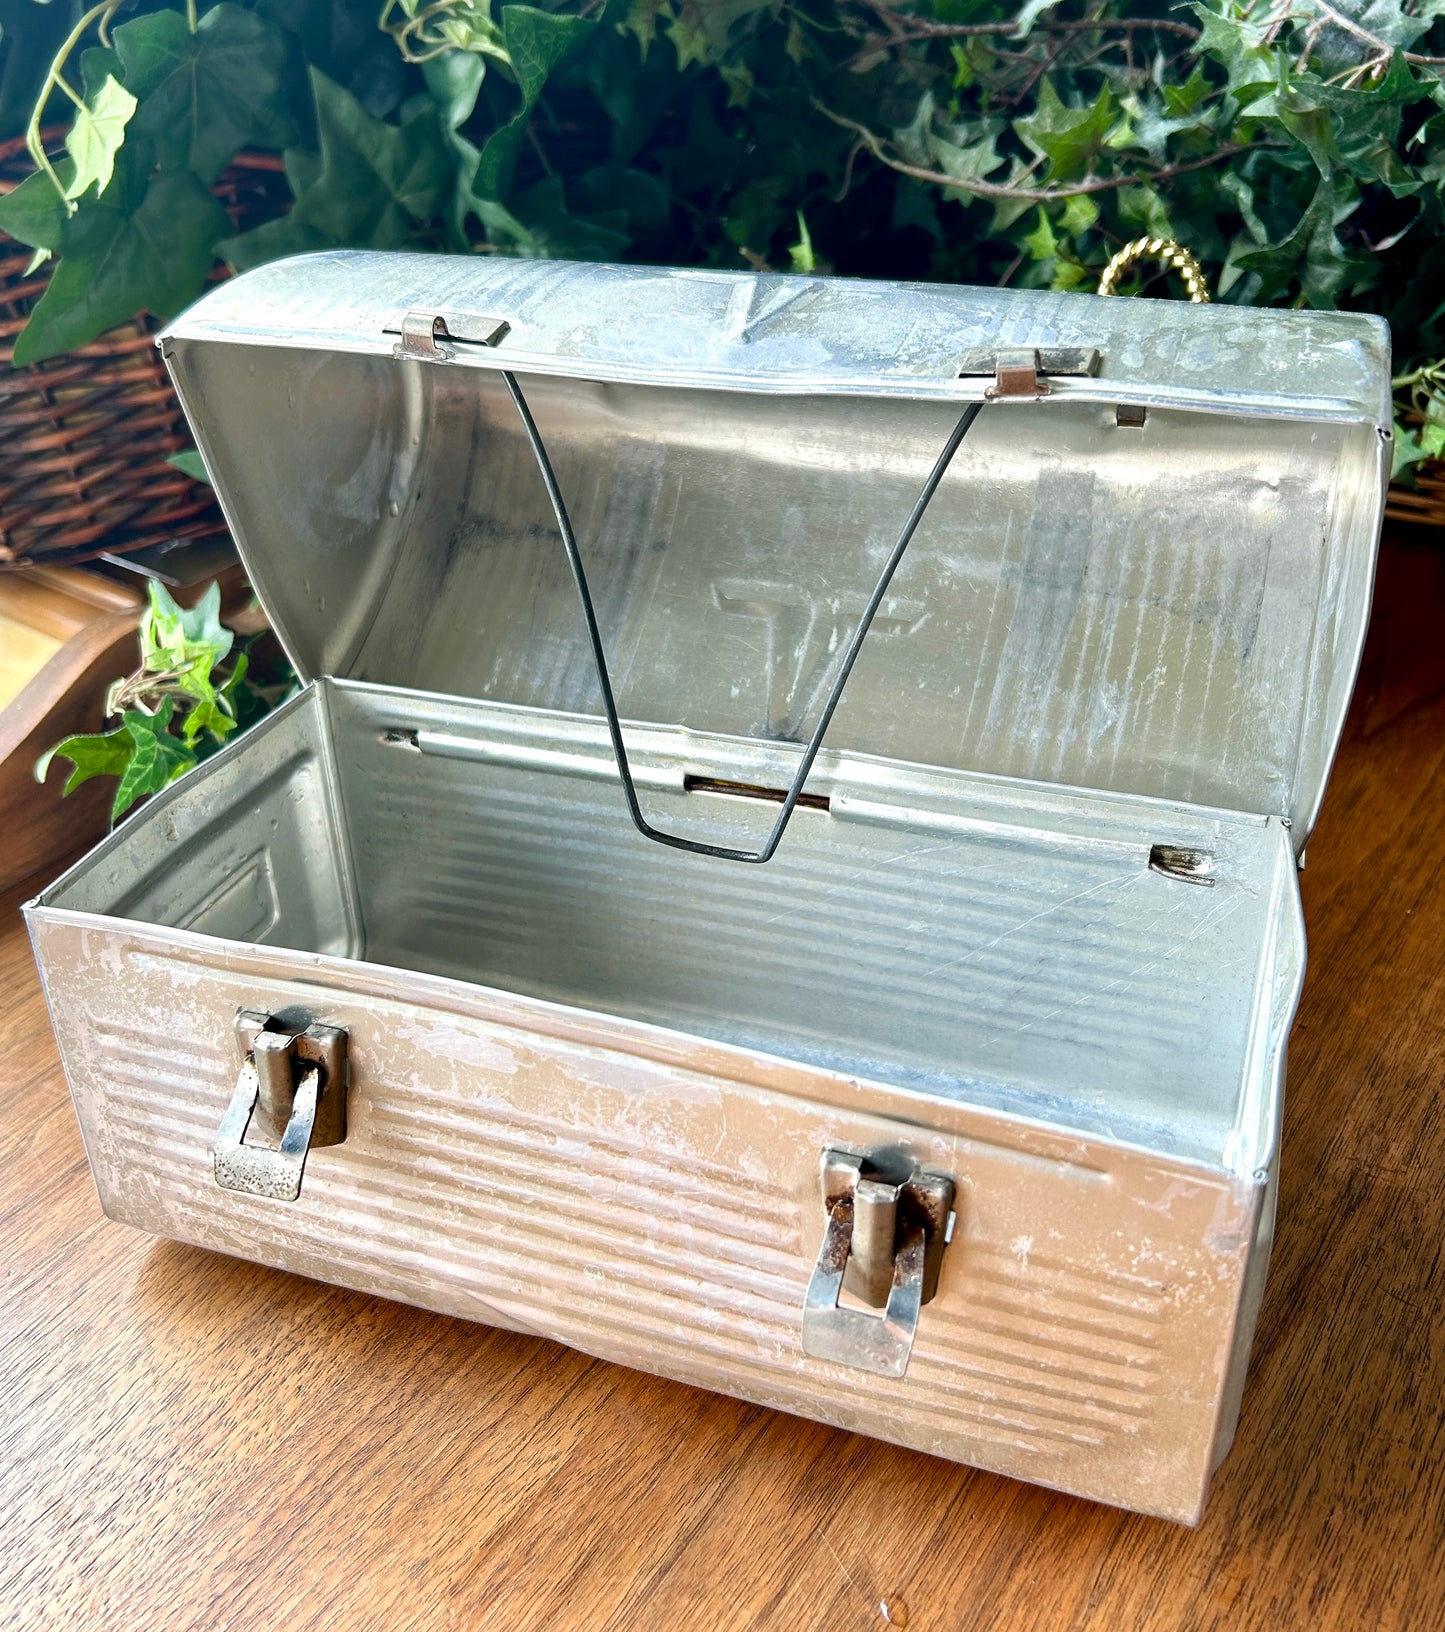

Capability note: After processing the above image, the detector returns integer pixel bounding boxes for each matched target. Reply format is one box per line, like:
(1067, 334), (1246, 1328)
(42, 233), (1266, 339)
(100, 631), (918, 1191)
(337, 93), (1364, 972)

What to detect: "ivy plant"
(36, 580), (291, 820)
(2, 0), (1444, 460)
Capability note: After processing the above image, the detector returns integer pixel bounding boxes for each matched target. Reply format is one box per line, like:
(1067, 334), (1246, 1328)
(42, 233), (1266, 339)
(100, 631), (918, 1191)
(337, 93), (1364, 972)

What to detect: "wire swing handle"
(503, 371), (982, 864)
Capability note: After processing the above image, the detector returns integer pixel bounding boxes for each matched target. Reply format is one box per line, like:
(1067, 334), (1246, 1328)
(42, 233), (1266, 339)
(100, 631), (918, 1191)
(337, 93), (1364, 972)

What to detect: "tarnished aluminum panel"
(159, 255), (1387, 848)
(27, 903), (1266, 1524)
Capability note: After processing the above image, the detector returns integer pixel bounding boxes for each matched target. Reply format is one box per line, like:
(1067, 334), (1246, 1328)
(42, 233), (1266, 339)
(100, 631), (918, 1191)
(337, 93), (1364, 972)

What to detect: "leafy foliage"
(62, 70), (134, 200)
(3, 0), (1445, 448)
(36, 581), (291, 821)
(114, 3), (298, 183)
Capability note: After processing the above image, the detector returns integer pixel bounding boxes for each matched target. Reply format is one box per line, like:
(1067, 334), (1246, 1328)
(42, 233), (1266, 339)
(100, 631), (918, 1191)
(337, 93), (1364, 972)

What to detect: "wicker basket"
(0, 133), (287, 570)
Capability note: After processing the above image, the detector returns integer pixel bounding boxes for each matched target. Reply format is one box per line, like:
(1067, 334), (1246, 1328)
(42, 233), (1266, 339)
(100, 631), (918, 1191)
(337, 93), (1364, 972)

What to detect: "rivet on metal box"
(25, 253), (1388, 1524)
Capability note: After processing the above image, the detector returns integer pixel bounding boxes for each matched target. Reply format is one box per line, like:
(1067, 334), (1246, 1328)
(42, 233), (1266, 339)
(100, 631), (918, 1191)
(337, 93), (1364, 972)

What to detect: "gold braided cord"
(1096, 236), (1211, 303)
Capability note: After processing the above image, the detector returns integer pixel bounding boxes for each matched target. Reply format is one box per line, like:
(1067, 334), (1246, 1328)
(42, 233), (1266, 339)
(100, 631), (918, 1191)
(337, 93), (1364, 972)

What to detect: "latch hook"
(214, 1010), (348, 1201)
(801, 1151), (955, 1379)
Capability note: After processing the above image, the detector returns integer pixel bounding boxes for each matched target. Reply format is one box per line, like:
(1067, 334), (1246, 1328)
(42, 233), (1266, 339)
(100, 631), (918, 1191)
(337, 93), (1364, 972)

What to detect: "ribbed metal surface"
(30, 673), (1289, 1522)
(88, 1010), (1161, 1460)
(333, 688), (1282, 1166)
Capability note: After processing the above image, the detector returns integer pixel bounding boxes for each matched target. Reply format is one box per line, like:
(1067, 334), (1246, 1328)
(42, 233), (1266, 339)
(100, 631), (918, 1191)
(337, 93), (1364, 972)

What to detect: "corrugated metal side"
(27, 910), (1259, 1523)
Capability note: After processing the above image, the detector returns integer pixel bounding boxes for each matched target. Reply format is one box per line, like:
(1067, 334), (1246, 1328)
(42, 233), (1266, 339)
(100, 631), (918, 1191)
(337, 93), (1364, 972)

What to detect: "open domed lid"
(160, 251), (1390, 849)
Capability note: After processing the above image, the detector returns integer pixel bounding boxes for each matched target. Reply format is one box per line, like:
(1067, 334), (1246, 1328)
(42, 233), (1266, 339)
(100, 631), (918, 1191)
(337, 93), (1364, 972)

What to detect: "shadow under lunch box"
(26, 253), (1388, 1523)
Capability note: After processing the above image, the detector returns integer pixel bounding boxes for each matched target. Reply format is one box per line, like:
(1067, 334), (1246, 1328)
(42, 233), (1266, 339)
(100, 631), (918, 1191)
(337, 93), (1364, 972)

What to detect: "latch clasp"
(389, 310), (509, 362)
(214, 1010), (348, 1201)
(801, 1150), (955, 1378)
(955, 345), (1101, 401)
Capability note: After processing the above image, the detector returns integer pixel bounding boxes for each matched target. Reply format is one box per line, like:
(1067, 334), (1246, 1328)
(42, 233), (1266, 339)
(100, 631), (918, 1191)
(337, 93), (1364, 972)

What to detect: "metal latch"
(956, 345), (1101, 400)
(214, 1010), (348, 1201)
(801, 1150), (955, 1379)
(388, 310), (509, 362)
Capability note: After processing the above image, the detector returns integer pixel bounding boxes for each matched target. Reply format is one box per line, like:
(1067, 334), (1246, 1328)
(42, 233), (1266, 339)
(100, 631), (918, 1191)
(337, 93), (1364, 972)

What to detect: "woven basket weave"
(0, 132), (287, 570)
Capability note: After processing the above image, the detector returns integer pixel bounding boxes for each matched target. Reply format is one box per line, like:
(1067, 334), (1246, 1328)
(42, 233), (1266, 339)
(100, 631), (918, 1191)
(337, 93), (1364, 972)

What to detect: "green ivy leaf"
(1123, 98), (1209, 167)
(665, 11), (712, 72)
(719, 62), (753, 108)
(621, 0), (669, 55)
(138, 578), (237, 746)
(1273, 71), (1341, 182)
(113, 699), (197, 820)
(421, 48), (486, 131)
(35, 725), (134, 797)
(1014, 0), (1062, 34)
(567, 164), (671, 246)
(508, 173), (631, 258)
(1313, 0), (1445, 59)
(894, 93), (1006, 198)
(140, 579), (233, 676)
(218, 649), (250, 704)
(253, 0), (408, 122)
(35, 695), (202, 819)
(1117, 182), (1173, 241)
(1059, 194), (1098, 235)
(1192, 4), (1277, 103)
(1021, 207), (1058, 262)
(384, 0), (510, 63)
(79, 44), (124, 101)
(63, 73), (137, 201)
(1014, 79), (1118, 180)
(1163, 64), (1214, 119)
(167, 449), (211, 484)
(1392, 424), (1428, 480)
(217, 202), (333, 269)
(180, 691), (237, 745)
(0, 160), (75, 252)
(987, 155), (1048, 233)
(219, 68), (452, 269)
(788, 210), (815, 273)
(421, 49), (491, 249)
(1234, 177), (1369, 306)
(113, 3), (298, 185)
(471, 6), (596, 200)
(13, 157), (230, 366)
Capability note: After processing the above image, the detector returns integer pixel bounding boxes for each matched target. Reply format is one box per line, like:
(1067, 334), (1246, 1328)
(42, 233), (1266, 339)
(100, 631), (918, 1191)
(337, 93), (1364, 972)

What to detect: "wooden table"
(3, 535), (1444, 1632)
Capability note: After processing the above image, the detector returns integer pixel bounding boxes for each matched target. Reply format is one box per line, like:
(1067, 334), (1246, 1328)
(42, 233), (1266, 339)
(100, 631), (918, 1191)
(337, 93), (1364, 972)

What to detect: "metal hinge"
(801, 1150), (955, 1379)
(387, 310), (510, 362)
(956, 345), (1101, 400)
(214, 1010), (348, 1201)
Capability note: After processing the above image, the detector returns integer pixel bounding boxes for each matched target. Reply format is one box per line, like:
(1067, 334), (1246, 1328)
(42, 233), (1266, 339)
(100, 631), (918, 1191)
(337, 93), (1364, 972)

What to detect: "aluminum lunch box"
(26, 253), (1388, 1522)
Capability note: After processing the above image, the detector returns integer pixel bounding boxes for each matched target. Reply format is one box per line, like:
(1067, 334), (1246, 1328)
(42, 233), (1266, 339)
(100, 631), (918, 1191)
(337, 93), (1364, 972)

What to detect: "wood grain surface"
(3, 534), (1444, 1632)
(0, 562), (252, 894)
(0, 567), (145, 890)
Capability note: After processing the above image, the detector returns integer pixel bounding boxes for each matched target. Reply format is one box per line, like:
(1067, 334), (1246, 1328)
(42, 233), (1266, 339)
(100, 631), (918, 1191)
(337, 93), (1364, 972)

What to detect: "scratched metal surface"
(161, 249), (1391, 418)
(160, 256), (1387, 849)
(28, 644), (1298, 1527)
(26, 892), (1263, 1523)
(29, 675), (1287, 1524)
(41, 683), (1300, 1174)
